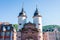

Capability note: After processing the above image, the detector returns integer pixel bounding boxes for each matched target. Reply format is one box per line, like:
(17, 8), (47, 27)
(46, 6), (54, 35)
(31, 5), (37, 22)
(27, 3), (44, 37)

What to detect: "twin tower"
(18, 7), (43, 40)
(18, 7), (42, 30)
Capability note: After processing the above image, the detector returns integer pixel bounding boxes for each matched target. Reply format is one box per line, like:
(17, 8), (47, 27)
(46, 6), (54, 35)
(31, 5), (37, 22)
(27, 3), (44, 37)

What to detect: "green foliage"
(12, 24), (60, 32)
(43, 25), (60, 32)
(13, 24), (18, 31)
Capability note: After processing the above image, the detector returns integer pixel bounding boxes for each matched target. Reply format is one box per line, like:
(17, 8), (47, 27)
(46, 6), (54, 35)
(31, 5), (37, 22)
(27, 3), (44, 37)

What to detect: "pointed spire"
(21, 7), (24, 13)
(33, 5), (41, 17)
(18, 3), (27, 17)
(21, 2), (24, 12)
(35, 4), (39, 13)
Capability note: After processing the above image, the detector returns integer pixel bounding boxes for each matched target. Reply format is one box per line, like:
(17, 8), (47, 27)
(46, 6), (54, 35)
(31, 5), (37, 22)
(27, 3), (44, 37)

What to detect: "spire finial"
(35, 4), (38, 13)
(22, 2), (24, 12)
(36, 4), (38, 10)
(22, 2), (24, 9)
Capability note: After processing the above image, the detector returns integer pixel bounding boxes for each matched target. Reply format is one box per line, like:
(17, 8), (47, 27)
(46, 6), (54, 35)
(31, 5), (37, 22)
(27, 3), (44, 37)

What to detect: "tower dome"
(33, 7), (43, 40)
(18, 7), (27, 30)
(18, 8), (27, 17)
(33, 7), (42, 17)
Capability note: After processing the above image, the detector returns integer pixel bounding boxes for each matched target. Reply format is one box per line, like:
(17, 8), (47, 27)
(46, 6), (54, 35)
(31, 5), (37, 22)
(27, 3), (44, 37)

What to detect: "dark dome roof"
(33, 8), (42, 17)
(18, 8), (27, 17)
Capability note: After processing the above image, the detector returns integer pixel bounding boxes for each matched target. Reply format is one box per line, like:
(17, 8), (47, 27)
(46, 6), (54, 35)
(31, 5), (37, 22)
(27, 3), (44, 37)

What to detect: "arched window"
(26, 37), (34, 40)
(26, 38), (33, 40)
(29, 39), (33, 40)
(7, 26), (10, 30)
(38, 23), (40, 25)
(19, 23), (21, 25)
(3, 27), (6, 31)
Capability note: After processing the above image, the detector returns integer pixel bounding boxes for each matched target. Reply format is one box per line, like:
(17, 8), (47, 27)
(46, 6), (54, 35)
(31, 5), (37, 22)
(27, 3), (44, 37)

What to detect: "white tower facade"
(33, 8), (43, 40)
(18, 8), (27, 31)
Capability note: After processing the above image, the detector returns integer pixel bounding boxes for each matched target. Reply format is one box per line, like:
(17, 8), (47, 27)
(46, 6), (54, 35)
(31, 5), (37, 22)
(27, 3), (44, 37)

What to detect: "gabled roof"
(23, 21), (36, 27)
(0, 24), (14, 32)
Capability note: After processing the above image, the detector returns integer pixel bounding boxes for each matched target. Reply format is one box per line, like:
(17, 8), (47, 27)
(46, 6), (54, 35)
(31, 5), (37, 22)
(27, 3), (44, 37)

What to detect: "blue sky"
(0, 0), (60, 26)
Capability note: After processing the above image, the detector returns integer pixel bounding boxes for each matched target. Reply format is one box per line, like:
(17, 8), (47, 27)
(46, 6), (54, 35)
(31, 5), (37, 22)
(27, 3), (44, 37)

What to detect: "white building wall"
(18, 17), (26, 30)
(33, 17), (42, 30)
(33, 17), (43, 40)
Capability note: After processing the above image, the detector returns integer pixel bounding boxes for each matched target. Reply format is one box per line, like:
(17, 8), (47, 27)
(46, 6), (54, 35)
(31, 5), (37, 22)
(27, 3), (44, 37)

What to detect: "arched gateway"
(21, 22), (38, 40)
(17, 7), (43, 40)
